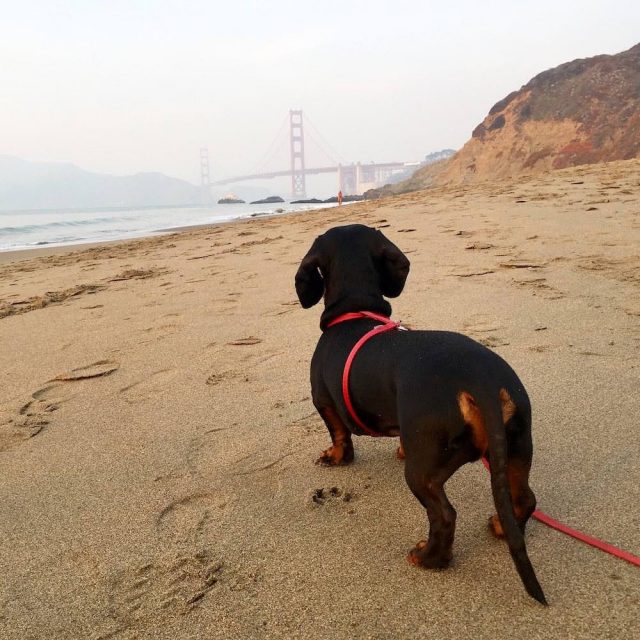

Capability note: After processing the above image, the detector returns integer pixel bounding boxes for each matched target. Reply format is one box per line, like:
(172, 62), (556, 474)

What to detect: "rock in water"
(249, 196), (285, 204)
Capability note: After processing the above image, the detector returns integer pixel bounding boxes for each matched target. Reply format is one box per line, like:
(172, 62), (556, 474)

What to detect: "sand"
(1, 159), (639, 639)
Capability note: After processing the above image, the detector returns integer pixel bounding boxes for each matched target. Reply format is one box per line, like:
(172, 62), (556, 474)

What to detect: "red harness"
(325, 310), (640, 568)
(326, 310), (405, 437)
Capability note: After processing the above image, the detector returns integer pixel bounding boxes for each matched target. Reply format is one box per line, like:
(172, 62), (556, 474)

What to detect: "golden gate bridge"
(199, 110), (419, 201)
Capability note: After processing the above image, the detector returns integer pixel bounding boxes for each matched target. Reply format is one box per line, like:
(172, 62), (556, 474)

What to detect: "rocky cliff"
(369, 43), (640, 197)
(439, 42), (640, 184)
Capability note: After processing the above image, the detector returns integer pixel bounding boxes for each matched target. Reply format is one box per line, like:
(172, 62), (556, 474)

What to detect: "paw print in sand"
(310, 486), (353, 506)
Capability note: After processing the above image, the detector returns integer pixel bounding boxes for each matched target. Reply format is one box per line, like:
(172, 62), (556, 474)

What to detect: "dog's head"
(295, 224), (410, 328)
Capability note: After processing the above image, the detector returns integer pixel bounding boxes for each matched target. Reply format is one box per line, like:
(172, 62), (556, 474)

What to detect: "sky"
(2, 0), (639, 195)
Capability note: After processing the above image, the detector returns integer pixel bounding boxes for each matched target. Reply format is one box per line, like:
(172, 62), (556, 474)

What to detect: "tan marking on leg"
(499, 388), (516, 424)
(316, 406), (354, 465)
(457, 391), (487, 454)
(489, 514), (505, 538)
(396, 440), (405, 460)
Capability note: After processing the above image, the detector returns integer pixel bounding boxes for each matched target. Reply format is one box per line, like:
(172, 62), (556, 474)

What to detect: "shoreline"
(0, 203), (339, 265)
(0, 201), (341, 260)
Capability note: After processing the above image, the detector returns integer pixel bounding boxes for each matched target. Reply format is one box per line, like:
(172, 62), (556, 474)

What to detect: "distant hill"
(0, 157), (275, 211)
(0, 156), (206, 211)
(367, 42), (640, 197)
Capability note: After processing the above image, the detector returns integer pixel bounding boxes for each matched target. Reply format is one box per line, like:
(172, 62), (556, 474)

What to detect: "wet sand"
(1, 159), (639, 639)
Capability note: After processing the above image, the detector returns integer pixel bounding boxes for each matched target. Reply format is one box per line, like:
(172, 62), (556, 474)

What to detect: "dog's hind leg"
(315, 406), (355, 466)
(406, 478), (456, 568)
(404, 444), (471, 569)
(402, 406), (476, 569)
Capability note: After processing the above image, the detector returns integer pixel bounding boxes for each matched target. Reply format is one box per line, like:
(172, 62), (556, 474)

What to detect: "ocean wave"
(0, 215), (138, 235)
(0, 202), (337, 252)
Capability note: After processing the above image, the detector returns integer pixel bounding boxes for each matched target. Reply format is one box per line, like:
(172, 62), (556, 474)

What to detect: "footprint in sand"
(528, 345), (551, 353)
(141, 320), (182, 339)
(465, 242), (493, 251)
(108, 268), (167, 283)
(461, 316), (501, 335)
(238, 350), (283, 368)
(0, 360), (119, 452)
(452, 269), (495, 278)
(461, 317), (510, 348)
(512, 277), (566, 300)
(0, 284), (104, 319)
(477, 335), (510, 348)
(204, 355), (281, 384)
(289, 411), (324, 437)
(155, 493), (228, 546)
(119, 369), (179, 404)
(102, 550), (223, 637)
(51, 360), (120, 381)
(208, 292), (241, 316)
(227, 337), (262, 346)
(205, 370), (241, 386)
(230, 448), (295, 477)
(310, 486), (355, 508)
(265, 300), (299, 317)
(499, 260), (547, 270)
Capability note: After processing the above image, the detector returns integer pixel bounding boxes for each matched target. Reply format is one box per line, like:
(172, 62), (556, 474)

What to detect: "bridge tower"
(200, 147), (212, 204)
(289, 110), (306, 199)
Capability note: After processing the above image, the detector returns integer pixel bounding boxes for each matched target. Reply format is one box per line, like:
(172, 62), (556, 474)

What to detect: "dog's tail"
(479, 393), (547, 605)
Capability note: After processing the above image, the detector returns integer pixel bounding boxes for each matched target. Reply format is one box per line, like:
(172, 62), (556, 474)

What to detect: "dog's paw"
(395, 443), (405, 460)
(315, 445), (354, 466)
(407, 540), (451, 570)
(488, 514), (505, 538)
(407, 540), (429, 565)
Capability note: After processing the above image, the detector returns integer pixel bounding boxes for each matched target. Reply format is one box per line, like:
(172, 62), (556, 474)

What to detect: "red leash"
(328, 310), (640, 568)
(481, 458), (640, 567)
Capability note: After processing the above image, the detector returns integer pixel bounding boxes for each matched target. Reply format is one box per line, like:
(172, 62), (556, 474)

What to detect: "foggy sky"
(3, 1), (639, 192)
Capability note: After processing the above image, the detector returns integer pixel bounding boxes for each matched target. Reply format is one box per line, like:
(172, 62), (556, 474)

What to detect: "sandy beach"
(1, 159), (639, 639)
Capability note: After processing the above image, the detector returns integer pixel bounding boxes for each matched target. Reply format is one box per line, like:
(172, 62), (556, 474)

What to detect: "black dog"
(295, 224), (546, 604)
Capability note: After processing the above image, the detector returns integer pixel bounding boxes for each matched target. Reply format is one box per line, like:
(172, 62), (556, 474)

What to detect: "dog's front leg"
(315, 406), (354, 466)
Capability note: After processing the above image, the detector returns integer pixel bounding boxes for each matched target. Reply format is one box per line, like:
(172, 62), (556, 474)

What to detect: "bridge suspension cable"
(252, 113), (290, 175)
(304, 113), (347, 166)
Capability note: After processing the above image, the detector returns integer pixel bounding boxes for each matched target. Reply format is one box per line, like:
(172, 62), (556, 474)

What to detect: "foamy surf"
(0, 202), (336, 252)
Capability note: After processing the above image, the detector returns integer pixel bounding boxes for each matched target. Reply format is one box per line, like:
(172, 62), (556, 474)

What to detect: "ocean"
(0, 201), (336, 253)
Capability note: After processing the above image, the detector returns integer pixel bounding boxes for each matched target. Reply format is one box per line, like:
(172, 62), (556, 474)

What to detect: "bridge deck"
(211, 162), (408, 185)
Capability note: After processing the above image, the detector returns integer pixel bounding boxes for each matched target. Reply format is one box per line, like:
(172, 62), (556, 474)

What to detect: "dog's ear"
(295, 240), (324, 308)
(375, 231), (410, 298)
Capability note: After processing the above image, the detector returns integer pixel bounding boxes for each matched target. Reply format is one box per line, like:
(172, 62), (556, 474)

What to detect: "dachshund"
(295, 223), (546, 604)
